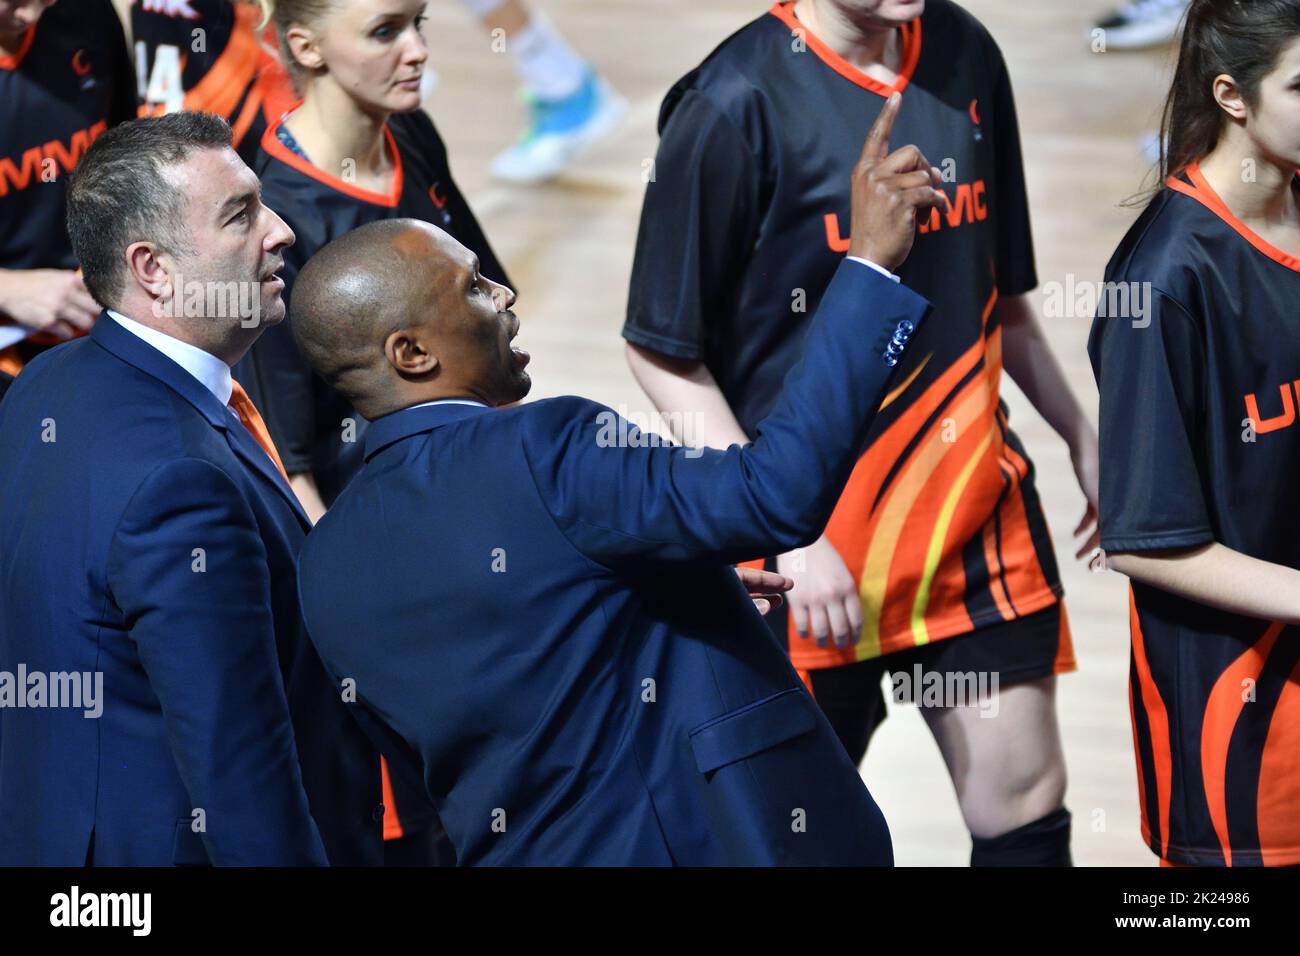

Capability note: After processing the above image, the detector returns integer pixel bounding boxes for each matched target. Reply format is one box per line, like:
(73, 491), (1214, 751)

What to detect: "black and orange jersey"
(1, 0), (134, 273)
(237, 108), (511, 506)
(623, 0), (1067, 670)
(132, 0), (294, 165)
(1089, 165), (1300, 867)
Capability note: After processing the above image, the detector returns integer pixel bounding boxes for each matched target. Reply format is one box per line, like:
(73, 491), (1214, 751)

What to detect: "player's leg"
(804, 656), (891, 767)
(913, 604), (1074, 865)
(459, 0), (625, 182)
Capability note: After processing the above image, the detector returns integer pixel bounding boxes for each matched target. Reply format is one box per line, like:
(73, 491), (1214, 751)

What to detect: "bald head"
(290, 218), (528, 420)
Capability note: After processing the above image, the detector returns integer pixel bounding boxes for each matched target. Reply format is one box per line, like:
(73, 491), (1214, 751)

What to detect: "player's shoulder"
(387, 109), (448, 162)
(920, 0), (1007, 75)
(659, 9), (790, 135)
(1104, 182), (1227, 303)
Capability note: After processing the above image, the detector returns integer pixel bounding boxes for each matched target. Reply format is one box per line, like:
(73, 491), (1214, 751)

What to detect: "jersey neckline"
(766, 1), (921, 98)
(261, 108), (405, 208)
(0, 23), (36, 71)
(1166, 163), (1300, 274)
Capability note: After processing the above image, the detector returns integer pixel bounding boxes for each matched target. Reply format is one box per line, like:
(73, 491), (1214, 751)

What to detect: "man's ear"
(125, 241), (175, 308)
(1212, 73), (1248, 121)
(284, 24), (325, 73)
(385, 328), (440, 377)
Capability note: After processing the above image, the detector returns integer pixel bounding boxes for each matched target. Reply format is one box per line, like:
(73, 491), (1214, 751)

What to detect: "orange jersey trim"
(767, 2), (921, 98)
(0, 24), (36, 71)
(260, 110), (404, 208)
(1129, 587), (1173, 860)
(1165, 164), (1300, 274)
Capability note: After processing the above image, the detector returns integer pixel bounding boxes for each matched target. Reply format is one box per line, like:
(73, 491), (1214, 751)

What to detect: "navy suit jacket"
(298, 262), (930, 865)
(0, 316), (381, 866)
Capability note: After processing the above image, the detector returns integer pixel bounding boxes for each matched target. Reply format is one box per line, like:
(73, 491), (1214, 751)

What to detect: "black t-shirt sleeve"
(987, 48), (1036, 297)
(622, 88), (763, 361)
(1091, 289), (1214, 552)
(235, 238), (317, 476)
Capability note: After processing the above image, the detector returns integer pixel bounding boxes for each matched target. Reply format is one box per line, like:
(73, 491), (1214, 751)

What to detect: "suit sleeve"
(106, 457), (329, 866)
(524, 261), (931, 567)
(1090, 289), (1213, 552)
(621, 89), (764, 360)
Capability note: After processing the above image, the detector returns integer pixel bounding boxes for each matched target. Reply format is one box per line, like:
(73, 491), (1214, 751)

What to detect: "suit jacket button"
(373, 804), (386, 822)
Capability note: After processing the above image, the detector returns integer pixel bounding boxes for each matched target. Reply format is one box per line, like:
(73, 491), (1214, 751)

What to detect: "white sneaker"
(490, 70), (627, 184)
(1092, 0), (1189, 50)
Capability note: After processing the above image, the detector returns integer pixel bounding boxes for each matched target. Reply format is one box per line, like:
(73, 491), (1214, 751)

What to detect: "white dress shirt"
(108, 310), (235, 406)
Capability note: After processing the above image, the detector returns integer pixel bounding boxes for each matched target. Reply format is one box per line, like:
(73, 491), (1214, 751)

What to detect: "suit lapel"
(90, 315), (311, 530)
(222, 412), (311, 529)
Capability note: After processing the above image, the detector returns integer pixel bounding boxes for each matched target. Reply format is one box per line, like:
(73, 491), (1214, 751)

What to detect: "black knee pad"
(970, 807), (1072, 867)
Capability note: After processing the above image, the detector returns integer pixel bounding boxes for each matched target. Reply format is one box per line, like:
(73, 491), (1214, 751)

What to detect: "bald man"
(292, 101), (944, 865)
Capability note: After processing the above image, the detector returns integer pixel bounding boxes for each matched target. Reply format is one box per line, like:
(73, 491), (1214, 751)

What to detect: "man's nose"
(492, 283), (516, 312)
(262, 204), (296, 252)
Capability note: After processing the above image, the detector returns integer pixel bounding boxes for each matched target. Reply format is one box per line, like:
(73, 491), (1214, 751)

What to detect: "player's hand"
(848, 91), (948, 271)
(734, 566), (793, 616)
(777, 535), (862, 649)
(0, 269), (99, 339)
(1070, 427), (1102, 568)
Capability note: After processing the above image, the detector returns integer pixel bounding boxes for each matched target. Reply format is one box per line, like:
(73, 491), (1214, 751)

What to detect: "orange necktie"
(228, 380), (290, 482)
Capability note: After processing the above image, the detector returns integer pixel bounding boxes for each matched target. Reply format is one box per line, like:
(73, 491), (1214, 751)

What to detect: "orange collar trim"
(1166, 163), (1300, 274)
(261, 108), (404, 208)
(767, 1), (921, 98)
(0, 24), (36, 71)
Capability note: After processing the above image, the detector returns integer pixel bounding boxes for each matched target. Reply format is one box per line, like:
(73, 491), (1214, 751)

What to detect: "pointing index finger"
(860, 91), (901, 166)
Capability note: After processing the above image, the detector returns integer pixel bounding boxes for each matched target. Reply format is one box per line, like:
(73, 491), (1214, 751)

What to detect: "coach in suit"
(0, 113), (380, 866)
(291, 98), (943, 865)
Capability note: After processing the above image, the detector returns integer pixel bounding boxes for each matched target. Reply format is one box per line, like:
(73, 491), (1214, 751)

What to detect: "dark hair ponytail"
(1159, 0), (1300, 181)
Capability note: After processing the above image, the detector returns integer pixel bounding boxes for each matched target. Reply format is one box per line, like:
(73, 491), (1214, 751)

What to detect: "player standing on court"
(624, 0), (1099, 865)
(1090, 0), (1300, 867)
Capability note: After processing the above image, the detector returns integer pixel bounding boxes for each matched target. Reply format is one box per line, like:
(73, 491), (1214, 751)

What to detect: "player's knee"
(958, 751), (1067, 839)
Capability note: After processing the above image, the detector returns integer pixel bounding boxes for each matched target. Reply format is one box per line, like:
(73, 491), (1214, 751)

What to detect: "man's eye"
(373, 25), (394, 40)
(229, 210), (249, 226)
(414, 14), (428, 30)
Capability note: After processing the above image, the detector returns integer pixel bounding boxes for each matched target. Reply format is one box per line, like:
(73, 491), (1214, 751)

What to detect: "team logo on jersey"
(822, 178), (988, 249)
(137, 0), (201, 20)
(0, 121), (107, 197)
(969, 99), (983, 143)
(70, 49), (97, 92)
(1244, 381), (1300, 434)
(427, 183), (453, 226)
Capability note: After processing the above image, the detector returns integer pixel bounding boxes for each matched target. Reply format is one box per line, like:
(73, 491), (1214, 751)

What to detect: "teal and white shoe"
(490, 70), (627, 184)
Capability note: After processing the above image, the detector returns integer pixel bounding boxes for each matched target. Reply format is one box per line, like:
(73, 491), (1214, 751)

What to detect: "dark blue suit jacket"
(0, 316), (381, 866)
(298, 262), (929, 865)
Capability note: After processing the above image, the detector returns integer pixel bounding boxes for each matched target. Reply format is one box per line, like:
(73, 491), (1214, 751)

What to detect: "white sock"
(507, 12), (588, 101)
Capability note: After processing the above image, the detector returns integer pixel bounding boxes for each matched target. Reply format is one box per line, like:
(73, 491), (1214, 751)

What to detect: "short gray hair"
(66, 112), (234, 309)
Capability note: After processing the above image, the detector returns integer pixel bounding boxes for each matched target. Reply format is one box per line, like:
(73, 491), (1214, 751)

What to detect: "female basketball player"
(1090, 0), (1300, 866)
(624, 0), (1095, 865)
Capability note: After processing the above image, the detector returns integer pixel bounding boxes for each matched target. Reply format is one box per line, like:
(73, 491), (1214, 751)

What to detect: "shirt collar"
(107, 310), (234, 406)
(408, 399), (489, 411)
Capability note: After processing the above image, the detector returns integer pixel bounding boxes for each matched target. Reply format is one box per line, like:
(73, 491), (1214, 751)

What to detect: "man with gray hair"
(0, 112), (380, 866)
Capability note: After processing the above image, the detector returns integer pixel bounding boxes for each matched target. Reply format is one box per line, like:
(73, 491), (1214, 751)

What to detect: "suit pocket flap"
(689, 688), (818, 775)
